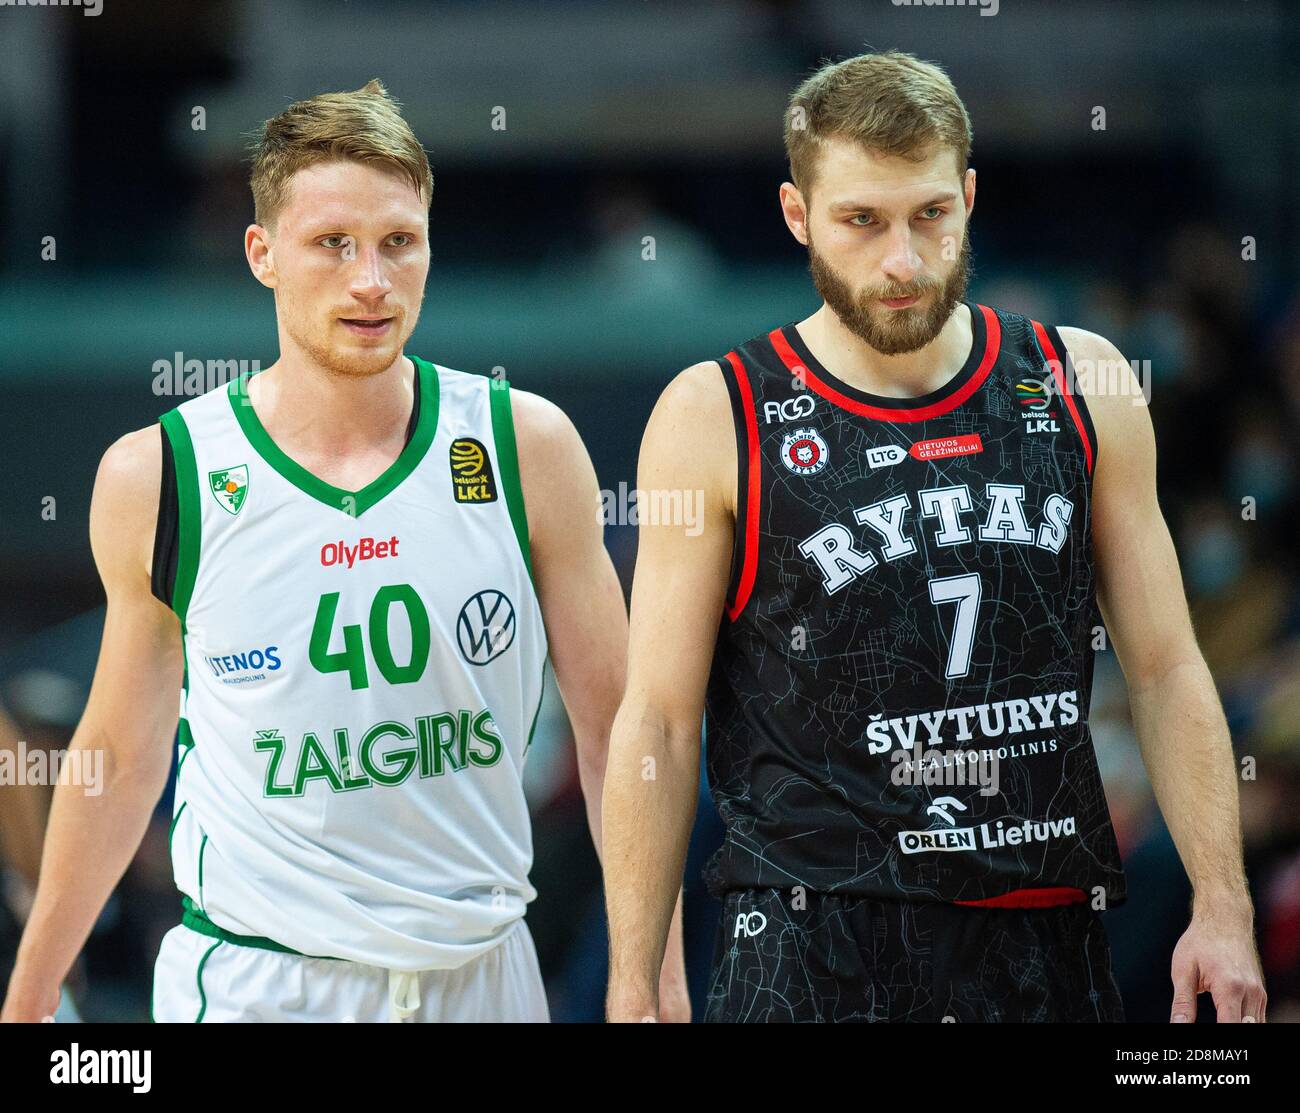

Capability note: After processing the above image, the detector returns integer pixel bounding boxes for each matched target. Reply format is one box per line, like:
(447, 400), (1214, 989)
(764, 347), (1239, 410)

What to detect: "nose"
(348, 244), (393, 301)
(879, 226), (920, 288)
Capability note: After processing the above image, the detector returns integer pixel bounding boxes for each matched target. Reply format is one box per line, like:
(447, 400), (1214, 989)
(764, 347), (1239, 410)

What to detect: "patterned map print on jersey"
(705, 888), (1125, 1021)
(703, 302), (1126, 906)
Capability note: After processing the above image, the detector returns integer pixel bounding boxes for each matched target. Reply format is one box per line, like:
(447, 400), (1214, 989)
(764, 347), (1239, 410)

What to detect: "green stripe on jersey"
(525, 659), (547, 752)
(181, 896), (340, 959)
(226, 356), (440, 518)
(193, 940), (221, 1023)
(488, 379), (534, 582)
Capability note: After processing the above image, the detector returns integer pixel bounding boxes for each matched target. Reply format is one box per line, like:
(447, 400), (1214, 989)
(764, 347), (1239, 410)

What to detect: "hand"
(605, 967), (691, 1022)
(1169, 910), (1267, 1023)
(1, 979), (61, 1024)
(605, 982), (662, 1023)
(657, 957), (691, 1023)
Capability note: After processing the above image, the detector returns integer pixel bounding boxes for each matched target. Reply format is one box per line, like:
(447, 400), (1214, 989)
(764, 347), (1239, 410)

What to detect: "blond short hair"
(249, 79), (433, 228)
(783, 51), (972, 199)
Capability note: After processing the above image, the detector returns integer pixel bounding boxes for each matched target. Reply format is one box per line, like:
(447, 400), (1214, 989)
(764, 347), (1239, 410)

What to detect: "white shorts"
(152, 918), (549, 1023)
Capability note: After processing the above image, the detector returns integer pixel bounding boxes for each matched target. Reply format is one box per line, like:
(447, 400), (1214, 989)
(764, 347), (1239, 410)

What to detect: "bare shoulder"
(508, 387), (592, 497)
(1056, 326), (1128, 373)
(91, 424), (163, 585)
(641, 360), (734, 506)
(510, 360), (730, 462)
(650, 359), (731, 429)
(1054, 325), (1152, 450)
(508, 386), (581, 457)
(507, 359), (734, 520)
(505, 387), (601, 550)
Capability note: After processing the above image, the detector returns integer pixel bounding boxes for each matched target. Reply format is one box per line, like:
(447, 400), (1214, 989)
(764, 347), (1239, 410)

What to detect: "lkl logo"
(1015, 375), (1060, 435)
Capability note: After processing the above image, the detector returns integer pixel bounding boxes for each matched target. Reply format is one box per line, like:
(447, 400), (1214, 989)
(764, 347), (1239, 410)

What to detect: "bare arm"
(1061, 327), (1266, 1023)
(512, 387), (698, 1016)
(2, 427), (184, 1022)
(602, 362), (736, 1021)
(0, 704), (49, 893)
(512, 388), (628, 861)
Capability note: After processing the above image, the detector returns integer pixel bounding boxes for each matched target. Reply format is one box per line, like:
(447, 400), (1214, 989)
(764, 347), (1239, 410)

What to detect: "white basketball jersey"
(157, 357), (547, 971)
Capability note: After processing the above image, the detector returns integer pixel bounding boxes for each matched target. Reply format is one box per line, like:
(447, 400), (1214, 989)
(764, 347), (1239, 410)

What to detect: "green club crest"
(209, 465), (249, 515)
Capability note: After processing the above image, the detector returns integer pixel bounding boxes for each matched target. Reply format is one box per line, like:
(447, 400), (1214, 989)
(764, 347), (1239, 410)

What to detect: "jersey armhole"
(152, 424), (179, 609)
(487, 378), (535, 585)
(1031, 321), (1099, 481)
(158, 409), (201, 622)
(718, 353), (759, 621)
(404, 357), (421, 446)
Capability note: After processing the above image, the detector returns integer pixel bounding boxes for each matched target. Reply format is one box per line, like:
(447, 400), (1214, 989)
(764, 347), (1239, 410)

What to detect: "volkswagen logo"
(457, 589), (517, 665)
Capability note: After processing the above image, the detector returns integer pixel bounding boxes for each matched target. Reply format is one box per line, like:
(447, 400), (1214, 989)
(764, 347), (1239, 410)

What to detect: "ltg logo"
(733, 910), (767, 938)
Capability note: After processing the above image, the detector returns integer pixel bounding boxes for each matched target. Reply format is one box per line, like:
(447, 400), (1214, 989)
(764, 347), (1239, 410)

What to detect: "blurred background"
(0, 0), (1297, 1023)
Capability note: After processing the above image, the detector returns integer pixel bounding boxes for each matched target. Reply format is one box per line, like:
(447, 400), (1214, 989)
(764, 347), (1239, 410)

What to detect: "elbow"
(77, 718), (175, 802)
(1123, 649), (1213, 699)
(611, 695), (701, 761)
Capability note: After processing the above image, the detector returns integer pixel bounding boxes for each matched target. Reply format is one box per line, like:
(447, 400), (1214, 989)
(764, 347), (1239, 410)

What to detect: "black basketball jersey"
(703, 300), (1126, 908)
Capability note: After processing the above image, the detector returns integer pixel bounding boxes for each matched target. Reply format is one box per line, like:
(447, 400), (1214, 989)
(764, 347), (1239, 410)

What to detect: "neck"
(248, 346), (415, 454)
(798, 301), (972, 398)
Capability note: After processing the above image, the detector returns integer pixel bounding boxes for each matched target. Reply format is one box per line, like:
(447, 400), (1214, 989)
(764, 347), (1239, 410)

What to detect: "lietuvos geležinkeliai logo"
(209, 465), (249, 515)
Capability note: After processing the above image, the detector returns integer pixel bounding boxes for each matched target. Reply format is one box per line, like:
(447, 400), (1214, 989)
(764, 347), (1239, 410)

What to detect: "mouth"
(880, 294), (921, 310)
(339, 316), (395, 337)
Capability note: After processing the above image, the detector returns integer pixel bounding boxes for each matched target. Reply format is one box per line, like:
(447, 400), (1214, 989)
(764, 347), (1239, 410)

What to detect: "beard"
(807, 228), (972, 356)
(280, 291), (421, 380)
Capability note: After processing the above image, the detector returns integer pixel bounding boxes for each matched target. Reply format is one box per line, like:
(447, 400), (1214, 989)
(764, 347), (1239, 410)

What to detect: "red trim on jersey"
(1031, 321), (1094, 476)
(724, 351), (761, 621)
(954, 886), (1088, 910)
(768, 303), (1002, 422)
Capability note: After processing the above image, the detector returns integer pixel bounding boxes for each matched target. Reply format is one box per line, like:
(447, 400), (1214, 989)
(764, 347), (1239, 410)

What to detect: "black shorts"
(705, 888), (1125, 1023)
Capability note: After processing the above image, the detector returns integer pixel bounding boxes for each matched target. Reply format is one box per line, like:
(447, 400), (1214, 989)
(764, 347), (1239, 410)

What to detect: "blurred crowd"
(1, 0), (1296, 1025)
(2, 218), (1297, 1022)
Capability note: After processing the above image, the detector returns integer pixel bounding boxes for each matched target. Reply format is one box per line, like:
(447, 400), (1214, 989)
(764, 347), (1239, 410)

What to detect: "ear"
(962, 167), (976, 220)
(779, 181), (810, 246)
(245, 224), (276, 289)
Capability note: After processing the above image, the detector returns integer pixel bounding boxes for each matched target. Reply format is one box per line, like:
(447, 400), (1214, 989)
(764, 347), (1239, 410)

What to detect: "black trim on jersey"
(405, 361), (421, 444)
(149, 363), (423, 609)
(778, 298), (988, 412)
(716, 356), (751, 619)
(151, 426), (179, 608)
(1043, 324), (1100, 480)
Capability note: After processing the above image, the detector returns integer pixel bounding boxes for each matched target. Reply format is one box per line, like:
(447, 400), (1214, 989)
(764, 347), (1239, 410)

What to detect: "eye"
(320, 234), (348, 249)
(918, 207), (945, 220)
(849, 214), (874, 227)
(388, 233), (414, 247)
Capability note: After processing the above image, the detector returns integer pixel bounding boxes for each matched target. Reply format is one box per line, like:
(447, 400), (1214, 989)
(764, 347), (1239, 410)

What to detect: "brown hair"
(249, 79), (433, 228)
(783, 51), (972, 199)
